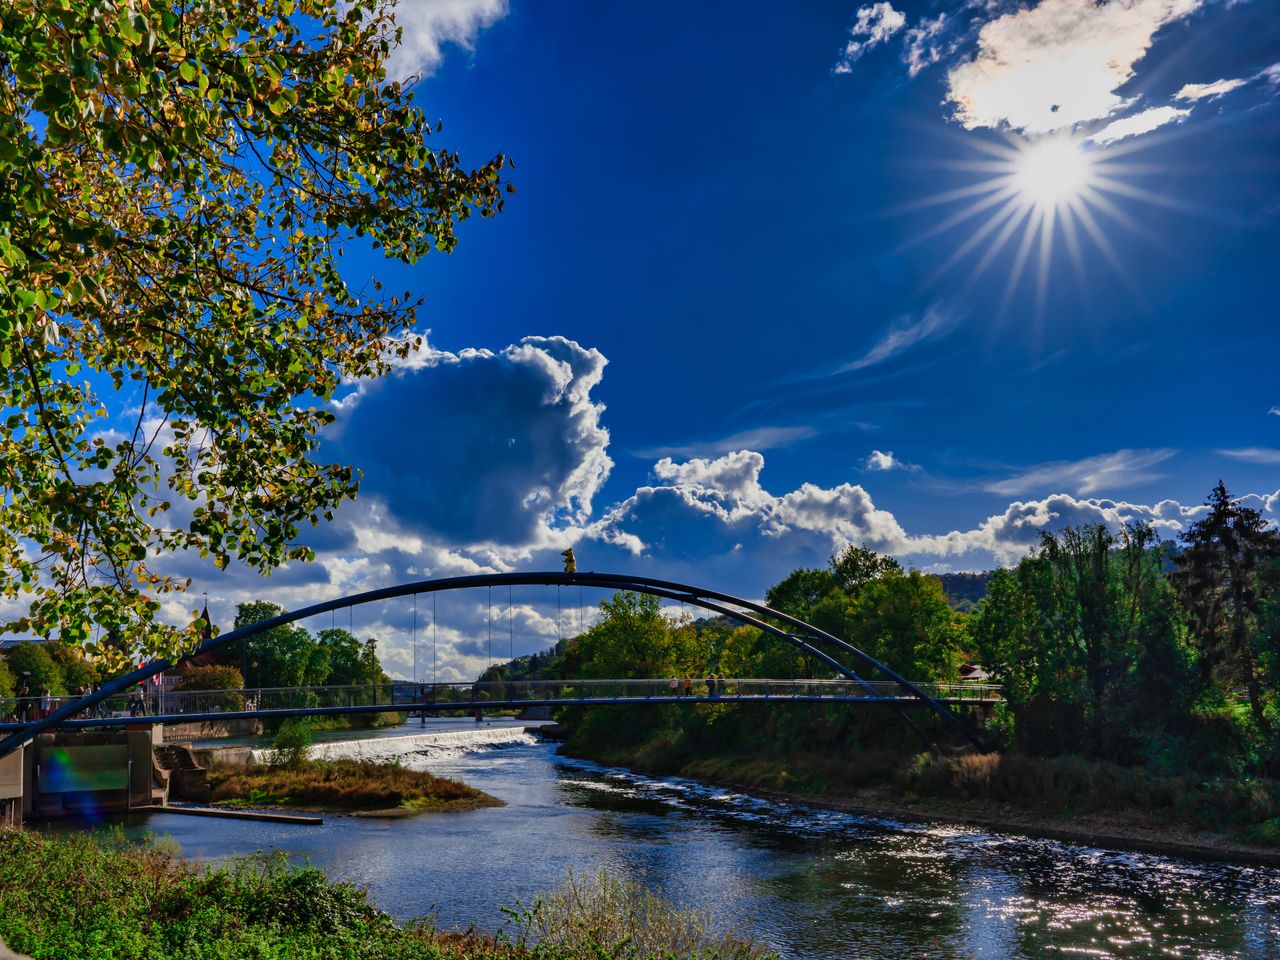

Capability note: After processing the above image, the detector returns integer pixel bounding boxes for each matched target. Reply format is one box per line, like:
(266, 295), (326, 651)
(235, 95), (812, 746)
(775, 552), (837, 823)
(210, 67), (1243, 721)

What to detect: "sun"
(897, 128), (1179, 308)
(1012, 136), (1095, 211)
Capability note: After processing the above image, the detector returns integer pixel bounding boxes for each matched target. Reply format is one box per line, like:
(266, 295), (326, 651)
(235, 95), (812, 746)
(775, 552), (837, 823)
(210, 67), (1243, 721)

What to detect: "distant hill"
(935, 571), (998, 611)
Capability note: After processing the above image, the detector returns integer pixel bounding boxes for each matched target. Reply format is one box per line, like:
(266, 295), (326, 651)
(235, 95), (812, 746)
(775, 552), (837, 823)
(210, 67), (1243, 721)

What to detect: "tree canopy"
(0, 0), (508, 663)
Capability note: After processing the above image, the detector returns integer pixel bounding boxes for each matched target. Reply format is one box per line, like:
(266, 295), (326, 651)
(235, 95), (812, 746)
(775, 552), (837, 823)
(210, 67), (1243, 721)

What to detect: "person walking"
(668, 677), (680, 698)
(706, 674), (716, 698)
(38, 689), (52, 720)
(682, 675), (693, 699)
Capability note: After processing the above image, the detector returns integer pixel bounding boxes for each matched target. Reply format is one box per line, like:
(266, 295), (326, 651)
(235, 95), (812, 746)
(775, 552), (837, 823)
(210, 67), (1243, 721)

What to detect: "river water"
(103, 721), (1280, 958)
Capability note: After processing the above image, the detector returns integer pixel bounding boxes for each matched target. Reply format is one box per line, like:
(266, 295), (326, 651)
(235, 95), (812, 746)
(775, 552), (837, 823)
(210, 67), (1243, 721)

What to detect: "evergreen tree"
(1171, 482), (1280, 733)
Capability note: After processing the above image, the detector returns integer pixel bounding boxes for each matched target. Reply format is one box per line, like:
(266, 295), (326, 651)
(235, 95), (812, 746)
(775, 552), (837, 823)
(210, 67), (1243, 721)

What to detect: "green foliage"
(268, 717), (313, 769)
(318, 627), (387, 687)
(972, 522), (1200, 762)
(0, 831), (757, 960)
(0, 654), (13, 699)
(2, 641), (65, 696)
(175, 664), (244, 711)
(235, 601), (330, 689)
(829, 544), (901, 595)
(843, 570), (966, 681)
(1171, 481), (1280, 736)
(0, 0), (509, 665)
(45, 642), (100, 693)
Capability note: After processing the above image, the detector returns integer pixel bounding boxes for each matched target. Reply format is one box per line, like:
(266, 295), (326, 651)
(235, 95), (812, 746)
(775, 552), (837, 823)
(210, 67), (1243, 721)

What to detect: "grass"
(206, 759), (505, 814)
(504, 869), (773, 960)
(0, 830), (774, 960)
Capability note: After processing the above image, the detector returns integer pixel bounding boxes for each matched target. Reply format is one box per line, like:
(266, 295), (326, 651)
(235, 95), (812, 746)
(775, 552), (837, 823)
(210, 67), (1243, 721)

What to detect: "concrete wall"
(162, 718), (263, 743)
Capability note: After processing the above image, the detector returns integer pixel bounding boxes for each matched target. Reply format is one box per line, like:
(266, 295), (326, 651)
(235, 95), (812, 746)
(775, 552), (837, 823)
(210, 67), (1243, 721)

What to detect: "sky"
(158, 0), (1280, 680)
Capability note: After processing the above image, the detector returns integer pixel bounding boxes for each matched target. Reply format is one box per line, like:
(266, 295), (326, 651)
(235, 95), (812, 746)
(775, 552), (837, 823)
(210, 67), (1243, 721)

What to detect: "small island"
(206, 759), (504, 816)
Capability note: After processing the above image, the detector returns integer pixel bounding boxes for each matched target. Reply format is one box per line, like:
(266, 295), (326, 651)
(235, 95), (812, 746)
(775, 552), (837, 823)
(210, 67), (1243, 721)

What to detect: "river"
(97, 720), (1280, 959)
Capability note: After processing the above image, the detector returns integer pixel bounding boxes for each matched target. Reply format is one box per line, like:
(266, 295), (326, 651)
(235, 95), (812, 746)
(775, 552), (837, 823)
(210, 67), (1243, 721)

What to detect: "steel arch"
(0, 571), (984, 757)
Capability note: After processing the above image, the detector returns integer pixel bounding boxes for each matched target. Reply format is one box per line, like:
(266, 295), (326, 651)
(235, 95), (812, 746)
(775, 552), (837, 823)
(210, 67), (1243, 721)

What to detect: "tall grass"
(505, 869), (774, 960)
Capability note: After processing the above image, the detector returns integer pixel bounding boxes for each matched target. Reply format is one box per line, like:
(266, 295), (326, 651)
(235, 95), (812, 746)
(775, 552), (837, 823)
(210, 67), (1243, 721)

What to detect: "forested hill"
(935, 571), (998, 611)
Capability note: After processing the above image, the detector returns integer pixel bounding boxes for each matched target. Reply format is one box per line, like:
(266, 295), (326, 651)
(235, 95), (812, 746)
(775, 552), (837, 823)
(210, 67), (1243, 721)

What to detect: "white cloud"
(385, 0), (509, 78)
(1088, 105), (1191, 144)
(946, 0), (1203, 133)
(834, 2), (907, 74)
(587, 450), (1260, 578)
(865, 449), (905, 471)
(1270, 406), (1280, 416)
(633, 426), (816, 459)
(1176, 77), (1250, 101)
(843, 305), (956, 371)
(903, 13), (955, 77)
(985, 448), (1177, 496)
(1217, 447), (1280, 465)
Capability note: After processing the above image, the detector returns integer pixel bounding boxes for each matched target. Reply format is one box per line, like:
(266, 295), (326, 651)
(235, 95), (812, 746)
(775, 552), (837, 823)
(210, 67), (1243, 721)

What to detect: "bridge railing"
(0, 678), (1002, 722)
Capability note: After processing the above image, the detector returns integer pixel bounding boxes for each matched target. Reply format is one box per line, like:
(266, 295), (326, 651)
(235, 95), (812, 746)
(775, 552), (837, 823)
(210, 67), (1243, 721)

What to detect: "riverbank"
(556, 740), (1280, 867)
(0, 830), (772, 960)
(207, 759), (505, 815)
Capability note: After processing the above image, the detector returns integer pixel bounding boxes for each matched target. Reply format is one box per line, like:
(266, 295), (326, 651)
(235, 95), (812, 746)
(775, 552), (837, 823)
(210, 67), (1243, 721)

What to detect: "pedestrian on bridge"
(683, 676), (692, 698)
(668, 677), (679, 698)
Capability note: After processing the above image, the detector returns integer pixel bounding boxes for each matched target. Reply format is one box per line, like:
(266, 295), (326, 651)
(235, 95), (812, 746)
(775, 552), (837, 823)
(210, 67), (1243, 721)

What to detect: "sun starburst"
(898, 130), (1190, 312)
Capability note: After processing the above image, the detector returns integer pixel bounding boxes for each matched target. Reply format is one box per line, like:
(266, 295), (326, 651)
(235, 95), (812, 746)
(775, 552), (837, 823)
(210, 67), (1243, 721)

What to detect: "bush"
(267, 718), (313, 768)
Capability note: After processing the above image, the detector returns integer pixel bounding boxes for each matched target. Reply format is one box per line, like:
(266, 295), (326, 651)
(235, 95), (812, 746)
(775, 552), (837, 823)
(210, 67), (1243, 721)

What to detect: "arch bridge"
(0, 572), (990, 757)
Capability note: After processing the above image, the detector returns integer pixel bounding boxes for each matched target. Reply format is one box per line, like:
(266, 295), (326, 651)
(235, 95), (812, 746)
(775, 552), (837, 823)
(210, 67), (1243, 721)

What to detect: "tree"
(973, 523), (1199, 760)
(765, 567), (836, 619)
(317, 627), (384, 686)
(234, 601), (327, 689)
(830, 544), (901, 595)
(1, 641), (65, 696)
(1171, 482), (1280, 732)
(0, 655), (13, 700)
(46, 642), (100, 693)
(0, 0), (509, 664)
(175, 663), (244, 710)
(843, 570), (965, 683)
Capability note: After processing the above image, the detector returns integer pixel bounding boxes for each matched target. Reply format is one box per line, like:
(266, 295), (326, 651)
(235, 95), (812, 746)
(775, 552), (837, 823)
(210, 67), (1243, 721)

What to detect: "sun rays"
(898, 130), (1188, 312)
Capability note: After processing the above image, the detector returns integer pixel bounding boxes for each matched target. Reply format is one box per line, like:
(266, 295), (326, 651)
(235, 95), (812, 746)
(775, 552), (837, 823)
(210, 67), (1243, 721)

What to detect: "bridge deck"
(0, 679), (1001, 731)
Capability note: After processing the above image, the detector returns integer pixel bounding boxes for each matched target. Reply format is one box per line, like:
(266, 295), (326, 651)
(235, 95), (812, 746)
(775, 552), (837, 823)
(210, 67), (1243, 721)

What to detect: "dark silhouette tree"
(1171, 482), (1280, 733)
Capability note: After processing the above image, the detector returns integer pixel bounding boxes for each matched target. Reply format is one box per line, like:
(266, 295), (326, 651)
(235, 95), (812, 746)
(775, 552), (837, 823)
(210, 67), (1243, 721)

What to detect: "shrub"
(267, 718), (313, 768)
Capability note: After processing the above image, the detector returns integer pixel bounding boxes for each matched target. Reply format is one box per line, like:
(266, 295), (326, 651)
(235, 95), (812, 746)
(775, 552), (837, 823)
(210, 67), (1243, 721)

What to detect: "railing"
(0, 679), (1003, 723)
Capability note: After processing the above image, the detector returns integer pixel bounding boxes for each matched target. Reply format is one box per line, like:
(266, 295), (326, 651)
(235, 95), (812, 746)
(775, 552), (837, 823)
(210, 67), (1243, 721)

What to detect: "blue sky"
(168, 0), (1279, 679)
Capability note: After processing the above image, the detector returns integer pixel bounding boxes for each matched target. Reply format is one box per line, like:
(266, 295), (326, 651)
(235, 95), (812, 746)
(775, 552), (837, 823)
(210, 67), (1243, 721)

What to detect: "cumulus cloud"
(1270, 406), (1280, 416)
(986, 448), (1177, 496)
(946, 0), (1204, 133)
(843, 305), (957, 371)
(385, 0), (509, 78)
(332, 335), (612, 550)
(1217, 447), (1280, 465)
(587, 450), (1257, 578)
(633, 426), (816, 460)
(1088, 105), (1191, 144)
(834, 2), (907, 74)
